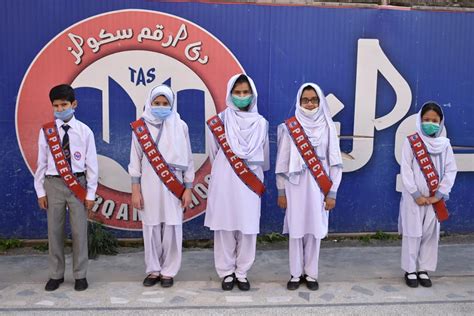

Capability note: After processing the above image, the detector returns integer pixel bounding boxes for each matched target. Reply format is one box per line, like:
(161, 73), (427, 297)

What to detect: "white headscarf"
(416, 101), (450, 155)
(223, 74), (267, 163)
(141, 85), (189, 169)
(276, 83), (342, 177)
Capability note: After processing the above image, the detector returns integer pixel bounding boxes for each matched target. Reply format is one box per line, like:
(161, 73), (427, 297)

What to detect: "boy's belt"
(47, 172), (86, 178)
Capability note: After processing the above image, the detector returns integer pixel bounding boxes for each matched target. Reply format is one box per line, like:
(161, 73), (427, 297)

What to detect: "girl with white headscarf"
(128, 84), (195, 288)
(204, 74), (270, 291)
(398, 102), (457, 288)
(275, 83), (343, 291)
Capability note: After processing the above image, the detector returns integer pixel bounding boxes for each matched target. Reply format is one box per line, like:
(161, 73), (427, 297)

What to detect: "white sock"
(290, 277), (300, 282)
(237, 278), (248, 283)
(418, 272), (430, 279)
(406, 272), (417, 280)
(305, 276), (316, 282)
(224, 276), (234, 283)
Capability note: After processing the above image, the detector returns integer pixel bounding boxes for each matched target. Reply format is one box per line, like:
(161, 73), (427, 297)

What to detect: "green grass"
(257, 232), (288, 244)
(0, 238), (22, 252)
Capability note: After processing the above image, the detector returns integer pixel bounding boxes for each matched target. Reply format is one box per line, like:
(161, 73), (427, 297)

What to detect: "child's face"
(300, 89), (320, 110)
(421, 110), (441, 124)
(231, 82), (252, 97)
(152, 95), (170, 107)
(52, 99), (77, 112)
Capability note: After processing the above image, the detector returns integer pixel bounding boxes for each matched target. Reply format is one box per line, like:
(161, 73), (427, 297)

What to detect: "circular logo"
(16, 9), (244, 230)
(74, 151), (82, 161)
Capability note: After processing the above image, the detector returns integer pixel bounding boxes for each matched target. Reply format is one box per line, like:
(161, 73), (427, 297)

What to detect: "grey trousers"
(44, 176), (88, 279)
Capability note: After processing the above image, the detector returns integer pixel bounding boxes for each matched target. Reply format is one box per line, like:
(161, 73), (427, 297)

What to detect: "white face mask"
(300, 106), (319, 116)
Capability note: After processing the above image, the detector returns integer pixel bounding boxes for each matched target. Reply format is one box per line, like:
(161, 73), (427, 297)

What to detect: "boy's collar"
(55, 115), (77, 129)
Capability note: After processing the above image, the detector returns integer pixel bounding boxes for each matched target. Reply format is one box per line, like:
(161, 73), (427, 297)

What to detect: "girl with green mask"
(398, 101), (458, 289)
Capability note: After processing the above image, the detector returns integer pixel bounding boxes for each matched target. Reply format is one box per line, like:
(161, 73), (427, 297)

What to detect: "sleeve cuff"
(36, 191), (46, 198)
(86, 192), (96, 201)
(131, 176), (141, 184)
(184, 182), (193, 189)
(327, 191), (337, 200)
(278, 189), (286, 197)
(435, 190), (449, 201)
(411, 190), (422, 199)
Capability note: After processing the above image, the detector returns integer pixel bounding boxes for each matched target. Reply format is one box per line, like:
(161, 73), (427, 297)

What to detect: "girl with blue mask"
(398, 101), (457, 289)
(129, 84), (195, 289)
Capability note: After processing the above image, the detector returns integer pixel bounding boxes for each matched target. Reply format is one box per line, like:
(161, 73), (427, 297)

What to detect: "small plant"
(373, 230), (391, 240)
(358, 235), (371, 243)
(88, 222), (118, 259)
(33, 243), (49, 252)
(257, 232), (288, 244)
(0, 238), (22, 252)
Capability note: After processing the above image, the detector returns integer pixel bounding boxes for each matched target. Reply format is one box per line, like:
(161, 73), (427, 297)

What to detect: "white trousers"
(214, 230), (257, 279)
(289, 235), (321, 279)
(401, 218), (439, 273)
(142, 224), (182, 277)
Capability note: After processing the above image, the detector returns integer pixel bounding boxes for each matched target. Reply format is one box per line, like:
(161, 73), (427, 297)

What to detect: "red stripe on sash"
(407, 133), (449, 222)
(284, 116), (333, 196)
(130, 119), (185, 200)
(42, 122), (87, 203)
(206, 115), (265, 197)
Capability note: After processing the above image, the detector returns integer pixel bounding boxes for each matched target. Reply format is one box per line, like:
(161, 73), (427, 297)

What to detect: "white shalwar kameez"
(398, 105), (457, 273)
(275, 83), (343, 279)
(204, 74), (270, 279)
(129, 85), (195, 277)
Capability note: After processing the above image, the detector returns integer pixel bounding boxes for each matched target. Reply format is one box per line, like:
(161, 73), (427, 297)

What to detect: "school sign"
(2, 1), (473, 239)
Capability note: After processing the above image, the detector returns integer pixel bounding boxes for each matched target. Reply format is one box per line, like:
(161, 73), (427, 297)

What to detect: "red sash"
(284, 116), (333, 196)
(42, 122), (87, 203)
(130, 119), (185, 199)
(407, 133), (449, 222)
(206, 115), (265, 197)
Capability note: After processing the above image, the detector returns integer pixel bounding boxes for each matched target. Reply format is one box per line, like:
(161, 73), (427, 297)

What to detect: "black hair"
(231, 74), (252, 93)
(301, 85), (318, 98)
(49, 84), (76, 103)
(421, 102), (443, 121)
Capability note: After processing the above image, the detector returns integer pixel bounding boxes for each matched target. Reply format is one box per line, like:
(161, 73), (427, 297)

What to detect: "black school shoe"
(161, 277), (174, 288)
(304, 275), (319, 291)
(417, 271), (432, 287)
(236, 277), (251, 291)
(143, 274), (160, 287)
(404, 272), (419, 288)
(287, 276), (303, 290)
(45, 278), (64, 291)
(74, 278), (88, 291)
(221, 273), (235, 291)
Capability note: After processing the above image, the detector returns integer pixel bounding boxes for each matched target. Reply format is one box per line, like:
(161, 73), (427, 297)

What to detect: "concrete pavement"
(0, 243), (473, 315)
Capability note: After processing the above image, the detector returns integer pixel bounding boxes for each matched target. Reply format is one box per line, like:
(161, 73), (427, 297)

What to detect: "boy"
(34, 84), (98, 291)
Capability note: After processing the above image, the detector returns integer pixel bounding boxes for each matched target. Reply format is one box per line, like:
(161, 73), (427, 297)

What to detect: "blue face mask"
(421, 122), (440, 136)
(151, 106), (172, 120)
(54, 108), (75, 121)
(231, 94), (253, 108)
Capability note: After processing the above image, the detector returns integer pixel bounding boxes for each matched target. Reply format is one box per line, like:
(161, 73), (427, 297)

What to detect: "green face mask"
(231, 94), (253, 108)
(422, 122), (440, 136)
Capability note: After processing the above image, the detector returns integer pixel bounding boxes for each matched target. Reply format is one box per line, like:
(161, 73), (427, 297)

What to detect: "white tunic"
(398, 138), (457, 237)
(276, 123), (342, 239)
(128, 120), (195, 226)
(204, 112), (270, 235)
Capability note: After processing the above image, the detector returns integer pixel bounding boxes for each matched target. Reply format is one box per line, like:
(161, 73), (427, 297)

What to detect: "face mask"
(231, 94), (253, 108)
(54, 108), (74, 121)
(421, 122), (440, 136)
(300, 106), (319, 117)
(151, 106), (172, 120)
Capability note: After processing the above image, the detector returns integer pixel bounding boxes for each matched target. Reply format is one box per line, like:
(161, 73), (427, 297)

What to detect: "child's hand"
(415, 196), (429, 206)
(325, 197), (336, 211)
(277, 196), (287, 209)
(427, 196), (441, 205)
(84, 199), (95, 211)
(181, 188), (192, 209)
(38, 196), (48, 210)
(131, 183), (143, 210)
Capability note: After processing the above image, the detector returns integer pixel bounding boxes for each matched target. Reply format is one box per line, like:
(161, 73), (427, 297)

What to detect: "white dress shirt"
(34, 116), (99, 200)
